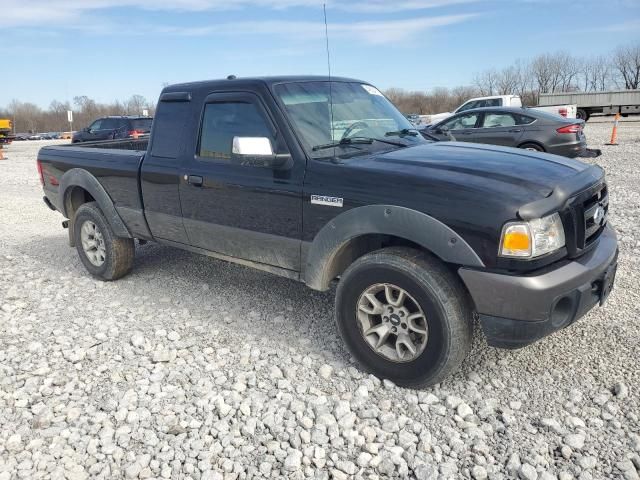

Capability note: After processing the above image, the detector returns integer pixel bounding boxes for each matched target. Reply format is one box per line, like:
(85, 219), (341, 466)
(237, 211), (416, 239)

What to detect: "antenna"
(323, 3), (335, 141)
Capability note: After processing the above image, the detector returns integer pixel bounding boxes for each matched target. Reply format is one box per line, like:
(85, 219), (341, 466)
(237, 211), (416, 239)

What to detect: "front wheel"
(73, 202), (135, 280)
(335, 247), (473, 387)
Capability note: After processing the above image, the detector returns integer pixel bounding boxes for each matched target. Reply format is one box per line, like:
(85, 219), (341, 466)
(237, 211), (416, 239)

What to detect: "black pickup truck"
(38, 76), (618, 387)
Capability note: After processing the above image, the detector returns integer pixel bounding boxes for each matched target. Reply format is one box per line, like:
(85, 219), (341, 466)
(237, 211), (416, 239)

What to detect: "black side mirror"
(83, 127), (90, 132)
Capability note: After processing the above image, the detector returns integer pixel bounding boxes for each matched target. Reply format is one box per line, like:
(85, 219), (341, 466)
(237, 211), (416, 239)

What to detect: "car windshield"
(274, 81), (425, 158)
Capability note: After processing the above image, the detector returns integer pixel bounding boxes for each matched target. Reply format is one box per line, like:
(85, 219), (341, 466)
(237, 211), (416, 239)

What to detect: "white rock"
(167, 331), (180, 341)
(6, 434), (22, 452)
(130, 333), (145, 347)
(519, 463), (538, 480)
(457, 403), (473, 418)
(283, 450), (302, 471)
(564, 433), (585, 450)
(318, 364), (333, 379)
(472, 465), (488, 480)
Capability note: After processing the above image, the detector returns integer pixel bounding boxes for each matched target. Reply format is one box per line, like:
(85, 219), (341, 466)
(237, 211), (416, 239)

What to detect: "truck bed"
(38, 138), (148, 224)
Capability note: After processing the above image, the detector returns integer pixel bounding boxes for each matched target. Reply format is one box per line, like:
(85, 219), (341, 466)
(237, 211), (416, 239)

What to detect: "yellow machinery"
(0, 119), (14, 159)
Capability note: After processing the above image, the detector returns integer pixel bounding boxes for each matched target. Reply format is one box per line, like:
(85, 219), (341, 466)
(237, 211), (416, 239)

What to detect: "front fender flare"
(59, 168), (131, 238)
(303, 205), (484, 291)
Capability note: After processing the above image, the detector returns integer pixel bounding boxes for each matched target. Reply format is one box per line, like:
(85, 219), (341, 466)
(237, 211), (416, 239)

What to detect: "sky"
(1, 0), (639, 108)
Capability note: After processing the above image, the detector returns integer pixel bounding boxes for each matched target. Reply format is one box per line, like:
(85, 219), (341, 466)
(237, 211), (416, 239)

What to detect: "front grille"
(564, 182), (608, 256)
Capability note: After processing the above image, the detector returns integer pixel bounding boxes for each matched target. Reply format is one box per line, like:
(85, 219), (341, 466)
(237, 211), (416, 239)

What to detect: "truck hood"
(369, 141), (590, 199)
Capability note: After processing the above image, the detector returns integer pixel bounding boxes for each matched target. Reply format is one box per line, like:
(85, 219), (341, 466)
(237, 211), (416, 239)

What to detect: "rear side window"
(101, 118), (120, 130)
(151, 102), (190, 159)
(198, 102), (273, 162)
(485, 99), (501, 107)
(131, 119), (153, 132)
(515, 114), (535, 125)
(482, 113), (516, 128)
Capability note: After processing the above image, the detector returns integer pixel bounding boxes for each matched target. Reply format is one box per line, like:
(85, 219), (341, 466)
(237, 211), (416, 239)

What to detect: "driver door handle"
(509, 128), (523, 133)
(187, 175), (203, 187)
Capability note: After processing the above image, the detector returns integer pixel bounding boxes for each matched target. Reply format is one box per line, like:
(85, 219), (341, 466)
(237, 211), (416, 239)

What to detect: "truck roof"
(163, 75), (367, 92)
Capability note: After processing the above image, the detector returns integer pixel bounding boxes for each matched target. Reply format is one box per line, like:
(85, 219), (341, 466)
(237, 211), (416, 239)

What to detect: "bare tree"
(581, 55), (611, 92)
(126, 94), (149, 115)
(612, 42), (640, 89)
(473, 69), (499, 96)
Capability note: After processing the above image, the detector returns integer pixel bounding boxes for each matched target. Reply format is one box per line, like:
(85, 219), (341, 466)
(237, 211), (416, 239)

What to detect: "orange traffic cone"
(605, 113), (620, 146)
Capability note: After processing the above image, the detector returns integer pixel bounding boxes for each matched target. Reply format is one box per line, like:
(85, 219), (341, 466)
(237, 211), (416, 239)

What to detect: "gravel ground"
(1, 119), (639, 480)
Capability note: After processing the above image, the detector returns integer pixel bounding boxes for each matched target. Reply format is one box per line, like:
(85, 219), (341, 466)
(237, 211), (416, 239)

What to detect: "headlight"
(500, 213), (565, 258)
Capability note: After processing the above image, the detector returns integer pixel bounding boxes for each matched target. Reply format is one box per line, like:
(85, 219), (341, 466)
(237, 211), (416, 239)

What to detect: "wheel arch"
(59, 168), (131, 239)
(303, 205), (484, 291)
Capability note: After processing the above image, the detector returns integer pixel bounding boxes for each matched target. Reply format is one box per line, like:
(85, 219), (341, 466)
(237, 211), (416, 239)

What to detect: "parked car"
(421, 107), (586, 157)
(539, 89), (640, 121)
(72, 116), (153, 143)
(421, 95), (576, 125)
(38, 75), (617, 387)
(28, 134), (43, 140)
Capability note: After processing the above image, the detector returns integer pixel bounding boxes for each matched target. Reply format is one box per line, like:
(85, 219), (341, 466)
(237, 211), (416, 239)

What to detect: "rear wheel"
(73, 202), (135, 280)
(335, 247), (473, 387)
(519, 142), (545, 152)
(576, 109), (590, 122)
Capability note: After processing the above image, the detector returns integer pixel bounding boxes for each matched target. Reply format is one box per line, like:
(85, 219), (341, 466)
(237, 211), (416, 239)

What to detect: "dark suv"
(72, 116), (153, 143)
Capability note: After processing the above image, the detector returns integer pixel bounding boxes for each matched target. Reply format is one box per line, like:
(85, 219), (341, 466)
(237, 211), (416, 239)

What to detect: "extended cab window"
(198, 102), (273, 162)
(482, 113), (516, 128)
(442, 112), (480, 130)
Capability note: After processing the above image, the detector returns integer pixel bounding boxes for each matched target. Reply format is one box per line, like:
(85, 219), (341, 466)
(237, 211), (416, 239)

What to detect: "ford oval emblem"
(593, 206), (604, 224)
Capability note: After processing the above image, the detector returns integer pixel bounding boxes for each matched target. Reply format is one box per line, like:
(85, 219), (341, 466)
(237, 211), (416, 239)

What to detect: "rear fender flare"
(303, 204), (484, 291)
(59, 168), (131, 238)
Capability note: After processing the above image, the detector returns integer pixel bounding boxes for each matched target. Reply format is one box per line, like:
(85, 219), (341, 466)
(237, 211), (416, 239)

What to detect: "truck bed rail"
(67, 137), (149, 151)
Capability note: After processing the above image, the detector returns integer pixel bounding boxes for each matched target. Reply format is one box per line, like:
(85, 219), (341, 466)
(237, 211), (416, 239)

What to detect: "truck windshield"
(274, 81), (424, 157)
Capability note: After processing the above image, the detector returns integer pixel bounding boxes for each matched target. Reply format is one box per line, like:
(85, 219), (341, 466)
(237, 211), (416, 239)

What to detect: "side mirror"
(231, 136), (292, 169)
(83, 127), (90, 132)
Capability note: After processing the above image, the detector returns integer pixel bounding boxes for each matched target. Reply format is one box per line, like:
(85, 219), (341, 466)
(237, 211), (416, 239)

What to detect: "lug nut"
(401, 323), (407, 329)
(383, 316), (389, 322)
(392, 327), (397, 333)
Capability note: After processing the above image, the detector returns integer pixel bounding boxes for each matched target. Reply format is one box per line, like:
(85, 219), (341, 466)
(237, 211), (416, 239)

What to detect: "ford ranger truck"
(37, 76), (618, 387)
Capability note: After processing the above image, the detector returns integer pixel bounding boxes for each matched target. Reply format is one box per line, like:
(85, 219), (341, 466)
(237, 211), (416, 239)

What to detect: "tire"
(335, 247), (473, 388)
(576, 109), (590, 122)
(73, 202), (135, 280)
(518, 142), (545, 152)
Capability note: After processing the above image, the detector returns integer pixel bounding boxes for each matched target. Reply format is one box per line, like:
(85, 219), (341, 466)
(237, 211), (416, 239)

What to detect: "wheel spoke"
(396, 333), (416, 360)
(364, 323), (391, 350)
(384, 285), (405, 307)
(359, 293), (384, 315)
(407, 312), (427, 335)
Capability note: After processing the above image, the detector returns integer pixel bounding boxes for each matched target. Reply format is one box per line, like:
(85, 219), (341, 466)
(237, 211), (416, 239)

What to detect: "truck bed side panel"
(38, 145), (150, 238)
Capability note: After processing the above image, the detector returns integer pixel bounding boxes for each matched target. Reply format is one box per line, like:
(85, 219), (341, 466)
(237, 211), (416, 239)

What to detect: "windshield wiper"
(312, 136), (408, 152)
(385, 128), (419, 137)
(312, 137), (373, 151)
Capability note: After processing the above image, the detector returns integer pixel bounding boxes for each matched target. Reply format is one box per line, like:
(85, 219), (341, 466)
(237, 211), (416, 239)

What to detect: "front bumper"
(458, 225), (618, 348)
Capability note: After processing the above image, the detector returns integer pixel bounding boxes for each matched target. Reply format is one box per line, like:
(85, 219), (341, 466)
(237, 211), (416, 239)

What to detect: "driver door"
(179, 91), (304, 272)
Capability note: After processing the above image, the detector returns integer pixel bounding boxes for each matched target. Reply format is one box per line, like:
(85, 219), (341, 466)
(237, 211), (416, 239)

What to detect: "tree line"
(386, 42), (640, 115)
(1, 42), (639, 131)
(0, 95), (154, 134)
